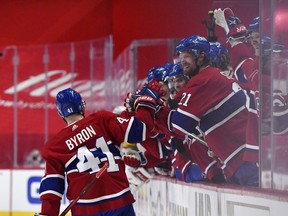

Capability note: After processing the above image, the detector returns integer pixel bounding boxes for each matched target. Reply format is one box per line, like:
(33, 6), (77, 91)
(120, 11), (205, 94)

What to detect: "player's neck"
(66, 114), (84, 125)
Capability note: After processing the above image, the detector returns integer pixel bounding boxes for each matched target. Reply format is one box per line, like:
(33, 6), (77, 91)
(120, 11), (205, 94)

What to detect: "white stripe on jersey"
(77, 187), (131, 204)
(221, 144), (259, 170)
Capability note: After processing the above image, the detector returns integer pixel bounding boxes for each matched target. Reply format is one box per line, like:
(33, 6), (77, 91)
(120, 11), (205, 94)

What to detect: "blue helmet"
(213, 42), (230, 70)
(249, 16), (260, 32)
(146, 63), (174, 82)
(170, 63), (184, 78)
(207, 42), (220, 67)
(56, 88), (86, 118)
(214, 42), (229, 56)
(176, 35), (210, 57)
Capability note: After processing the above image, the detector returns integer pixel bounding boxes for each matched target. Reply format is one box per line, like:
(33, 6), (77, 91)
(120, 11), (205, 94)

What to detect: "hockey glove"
(133, 80), (164, 111)
(125, 166), (154, 192)
(214, 8), (247, 41)
(154, 161), (175, 177)
(122, 149), (147, 167)
(124, 92), (138, 112)
(154, 166), (175, 177)
(124, 86), (149, 112)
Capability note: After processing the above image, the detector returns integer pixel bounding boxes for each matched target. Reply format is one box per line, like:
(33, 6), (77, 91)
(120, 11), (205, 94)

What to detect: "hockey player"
(146, 63), (174, 107)
(209, 41), (233, 77)
(111, 106), (156, 192)
(154, 35), (259, 186)
(146, 63), (206, 182)
(213, 8), (254, 74)
(36, 86), (163, 216)
(121, 64), (176, 191)
(167, 62), (225, 183)
(168, 63), (189, 99)
(207, 42), (220, 68)
(213, 9), (270, 157)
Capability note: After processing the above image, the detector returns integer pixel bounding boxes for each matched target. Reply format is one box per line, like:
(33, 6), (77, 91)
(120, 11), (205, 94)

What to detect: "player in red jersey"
(167, 62), (225, 183)
(213, 9), (271, 162)
(124, 61), (226, 183)
(213, 8), (254, 76)
(121, 64), (176, 189)
(155, 35), (259, 186)
(36, 86), (162, 216)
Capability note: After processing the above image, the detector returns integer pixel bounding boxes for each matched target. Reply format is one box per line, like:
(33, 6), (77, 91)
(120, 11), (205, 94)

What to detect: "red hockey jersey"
(168, 66), (259, 178)
(39, 109), (155, 216)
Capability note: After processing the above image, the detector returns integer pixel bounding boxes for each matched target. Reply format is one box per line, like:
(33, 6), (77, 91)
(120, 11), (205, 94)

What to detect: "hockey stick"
(60, 163), (108, 216)
(187, 132), (209, 147)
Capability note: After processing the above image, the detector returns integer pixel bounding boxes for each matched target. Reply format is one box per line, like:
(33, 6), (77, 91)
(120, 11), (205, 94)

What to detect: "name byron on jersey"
(65, 125), (97, 150)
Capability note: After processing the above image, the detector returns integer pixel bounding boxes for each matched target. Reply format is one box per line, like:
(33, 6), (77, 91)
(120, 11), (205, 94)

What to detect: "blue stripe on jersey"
(200, 91), (247, 133)
(235, 67), (248, 83)
(125, 117), (146, 143)
(66, 156), (79, 172)
(161, 142), (172, 157)
(66, 143), (121, 173)
(171, 109), (199, 135)
(39, 175), (65, 196)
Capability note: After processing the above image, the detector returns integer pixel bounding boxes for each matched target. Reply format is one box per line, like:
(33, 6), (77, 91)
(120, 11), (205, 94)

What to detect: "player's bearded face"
(179, 52), (198, 77)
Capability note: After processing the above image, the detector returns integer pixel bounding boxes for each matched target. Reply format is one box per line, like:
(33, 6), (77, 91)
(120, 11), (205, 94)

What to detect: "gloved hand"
(133, 80), (164, 111)
(214, 8), (247, 40)
(124, 92), (138, 112)
(184, 163), (204, 183)
(122, 149), (147, 167)
(125, 166), (154, 192)
(214, 8), (230, 35)
(154, 166), (175, 177)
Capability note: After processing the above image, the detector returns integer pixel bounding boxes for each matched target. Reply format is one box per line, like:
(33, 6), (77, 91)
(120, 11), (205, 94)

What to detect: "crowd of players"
(119, 7), (288, 191)
(36, 7), (288, 216)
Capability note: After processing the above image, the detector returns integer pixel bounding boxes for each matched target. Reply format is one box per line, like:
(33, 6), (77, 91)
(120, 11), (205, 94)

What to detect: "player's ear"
(197, 51), (206, 66)
(199, 51), (206, 58)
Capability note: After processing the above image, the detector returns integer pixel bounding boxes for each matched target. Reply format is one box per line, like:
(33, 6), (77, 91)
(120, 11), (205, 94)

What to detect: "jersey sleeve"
(39, 149), (65, 216)
(99, 108), (156, 147)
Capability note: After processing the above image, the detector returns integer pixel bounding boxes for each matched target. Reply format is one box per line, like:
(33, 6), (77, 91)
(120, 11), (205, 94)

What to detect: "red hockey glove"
(122, 149), (147, 167)
(214, 8), (247, 40)
(133, 80), (164, 111)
